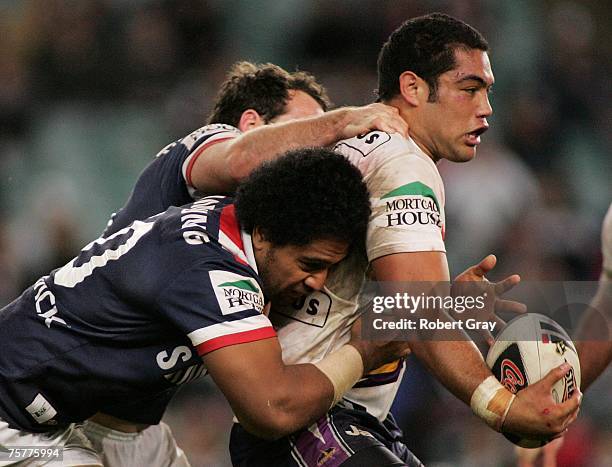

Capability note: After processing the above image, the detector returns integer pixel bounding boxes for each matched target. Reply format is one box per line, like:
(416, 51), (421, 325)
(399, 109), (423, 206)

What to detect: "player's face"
(418, 48), (494, 163)
(256, 237), (348, 305)
(271, 90), (325, 123)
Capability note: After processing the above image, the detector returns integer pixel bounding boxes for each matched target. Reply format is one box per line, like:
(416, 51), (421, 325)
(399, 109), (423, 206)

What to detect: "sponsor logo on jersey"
(379, 182), (442, 228)
(25, 393), (58, 425)
(275, 291), (332, 328)
(33, 278), (68, 328)
(334, 131), (391, 158)
(210, 270), (264, 315)
(344, 425), (375, 438)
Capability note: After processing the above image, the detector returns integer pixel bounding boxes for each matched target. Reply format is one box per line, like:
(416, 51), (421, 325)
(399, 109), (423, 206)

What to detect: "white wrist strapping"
(470, 376), (516, 431)
(313, 344), (364, 408)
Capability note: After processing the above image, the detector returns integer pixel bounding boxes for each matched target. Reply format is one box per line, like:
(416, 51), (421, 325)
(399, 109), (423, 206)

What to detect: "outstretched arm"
(191, 104), (408, 193)
(371, 250), (580, 439)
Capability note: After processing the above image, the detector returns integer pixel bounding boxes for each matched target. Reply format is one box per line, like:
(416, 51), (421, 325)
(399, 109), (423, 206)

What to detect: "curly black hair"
(234, 148), (370, 248)
(207, 62), (330, 127)
(377, 13), (488, 102)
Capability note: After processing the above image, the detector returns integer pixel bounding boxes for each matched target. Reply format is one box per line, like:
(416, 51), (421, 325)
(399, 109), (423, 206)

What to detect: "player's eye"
(300, 261), (325, 273)
(464, 88), (477, 95)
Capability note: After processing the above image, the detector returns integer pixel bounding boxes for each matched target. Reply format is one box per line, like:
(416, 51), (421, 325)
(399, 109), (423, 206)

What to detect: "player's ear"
(251, 226), (269, 251)
(398, 71), (422, 107)
(238, 109), (265, 132)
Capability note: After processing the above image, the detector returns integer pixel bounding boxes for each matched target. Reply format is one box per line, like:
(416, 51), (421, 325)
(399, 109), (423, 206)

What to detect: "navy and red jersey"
(0, 197), (274, 432)
(103, 124), (241, 238)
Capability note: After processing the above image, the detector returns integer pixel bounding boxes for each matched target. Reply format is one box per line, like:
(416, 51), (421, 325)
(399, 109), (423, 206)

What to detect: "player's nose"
(477, 93), (493, 118)
(304, 270), (328, 292)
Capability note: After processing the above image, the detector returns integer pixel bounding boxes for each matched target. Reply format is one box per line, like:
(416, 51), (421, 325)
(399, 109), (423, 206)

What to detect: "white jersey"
(271, 132), (446, 420)
(602, 203), (612, 279)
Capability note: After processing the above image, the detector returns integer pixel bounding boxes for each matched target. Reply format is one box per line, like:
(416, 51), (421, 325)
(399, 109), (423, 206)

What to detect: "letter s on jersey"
(156, 346), (192, 370)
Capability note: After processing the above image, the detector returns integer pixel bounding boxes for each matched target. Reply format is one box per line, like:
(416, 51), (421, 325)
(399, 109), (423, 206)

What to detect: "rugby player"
(0, 149), (411, 466)
(227, 13), (582, 466)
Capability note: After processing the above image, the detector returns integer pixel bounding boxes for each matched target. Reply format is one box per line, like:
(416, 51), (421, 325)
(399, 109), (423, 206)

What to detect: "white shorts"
(0, 419), (102, 466)
(82, 421), (190, 467)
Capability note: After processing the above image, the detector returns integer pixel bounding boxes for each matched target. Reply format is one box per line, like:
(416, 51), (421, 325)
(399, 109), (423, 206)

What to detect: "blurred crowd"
(0, 0), (609, 465)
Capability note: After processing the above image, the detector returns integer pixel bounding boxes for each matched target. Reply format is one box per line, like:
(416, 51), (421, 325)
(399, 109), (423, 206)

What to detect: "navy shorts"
(229, 404), (423, 467)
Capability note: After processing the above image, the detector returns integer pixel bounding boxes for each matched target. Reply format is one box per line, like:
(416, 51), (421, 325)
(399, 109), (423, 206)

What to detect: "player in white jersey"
(230, 14), (582, 466)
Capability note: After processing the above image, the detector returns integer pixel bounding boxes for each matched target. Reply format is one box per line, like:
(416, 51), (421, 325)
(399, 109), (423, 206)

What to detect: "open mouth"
(466, 126), (488, 146)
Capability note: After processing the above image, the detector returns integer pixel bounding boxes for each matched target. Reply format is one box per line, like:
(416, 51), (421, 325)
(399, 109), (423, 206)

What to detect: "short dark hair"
(207, 62), (331, 127)
(377, 13), (488, 102)
(235, 148), (370, 249)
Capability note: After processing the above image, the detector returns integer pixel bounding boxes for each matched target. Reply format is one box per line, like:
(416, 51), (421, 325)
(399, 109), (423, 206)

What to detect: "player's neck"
(384, 97), (438, 163)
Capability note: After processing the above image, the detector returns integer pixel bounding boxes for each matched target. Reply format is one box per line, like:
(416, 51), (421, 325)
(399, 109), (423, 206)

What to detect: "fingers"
(482, 329), (495, 347)
(493, 274), (521, 295)
(556, 388), (582, 420)
(541, 363), (572, 389)
(494, 298), (527, 315)
(471, 254), (497, 277)
(367, 104), (409, 137)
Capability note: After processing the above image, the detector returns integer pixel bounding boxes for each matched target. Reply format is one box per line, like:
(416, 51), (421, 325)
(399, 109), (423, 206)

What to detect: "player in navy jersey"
(0, 149), (411, 466)
(87, 62), (409, 465)
(102, 61), (408, 238)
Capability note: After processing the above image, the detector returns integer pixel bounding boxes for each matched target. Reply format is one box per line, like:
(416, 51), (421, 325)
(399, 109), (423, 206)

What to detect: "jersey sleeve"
(156, 261), (275, 357)
(179, 124), (242, 197)
(103, 124), (241, 237)
(335, 132), (446, 262)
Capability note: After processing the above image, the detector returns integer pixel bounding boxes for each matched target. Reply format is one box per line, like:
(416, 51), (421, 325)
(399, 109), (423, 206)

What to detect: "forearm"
(226, 109), (353, 181)
(227, 363), (333, 440)
(205, 339), (364, 440)
(410, 338), (490, 404)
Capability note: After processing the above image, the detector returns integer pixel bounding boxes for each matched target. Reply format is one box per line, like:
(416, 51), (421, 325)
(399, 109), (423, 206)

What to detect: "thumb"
(472, 254), (497, 277)
(542, 362), (572, 388)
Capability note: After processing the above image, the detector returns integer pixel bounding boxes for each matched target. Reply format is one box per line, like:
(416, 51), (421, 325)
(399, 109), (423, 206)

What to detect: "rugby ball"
(486, 313), (580, 448)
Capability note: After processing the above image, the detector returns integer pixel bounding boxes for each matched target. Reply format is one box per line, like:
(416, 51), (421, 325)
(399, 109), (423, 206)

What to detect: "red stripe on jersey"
(185, 136), (235, 187)
(220, 204), (244, 251)
(196, 326), (276, 356)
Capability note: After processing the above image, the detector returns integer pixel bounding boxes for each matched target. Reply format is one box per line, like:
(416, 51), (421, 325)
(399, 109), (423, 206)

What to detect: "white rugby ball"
(486, 313), (580, 448)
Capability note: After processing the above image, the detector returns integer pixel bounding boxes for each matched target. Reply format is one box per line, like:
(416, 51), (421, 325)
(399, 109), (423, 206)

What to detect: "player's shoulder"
(154, 195), (230, 237)
(334, 131), (438, 181)
(156, 124), (241, 159)
(333, 131), (404, 160)
(334, 131), (429, 166)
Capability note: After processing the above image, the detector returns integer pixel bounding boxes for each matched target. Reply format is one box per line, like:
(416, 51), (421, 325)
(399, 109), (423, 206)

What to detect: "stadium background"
(0, 0), (609, 465)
